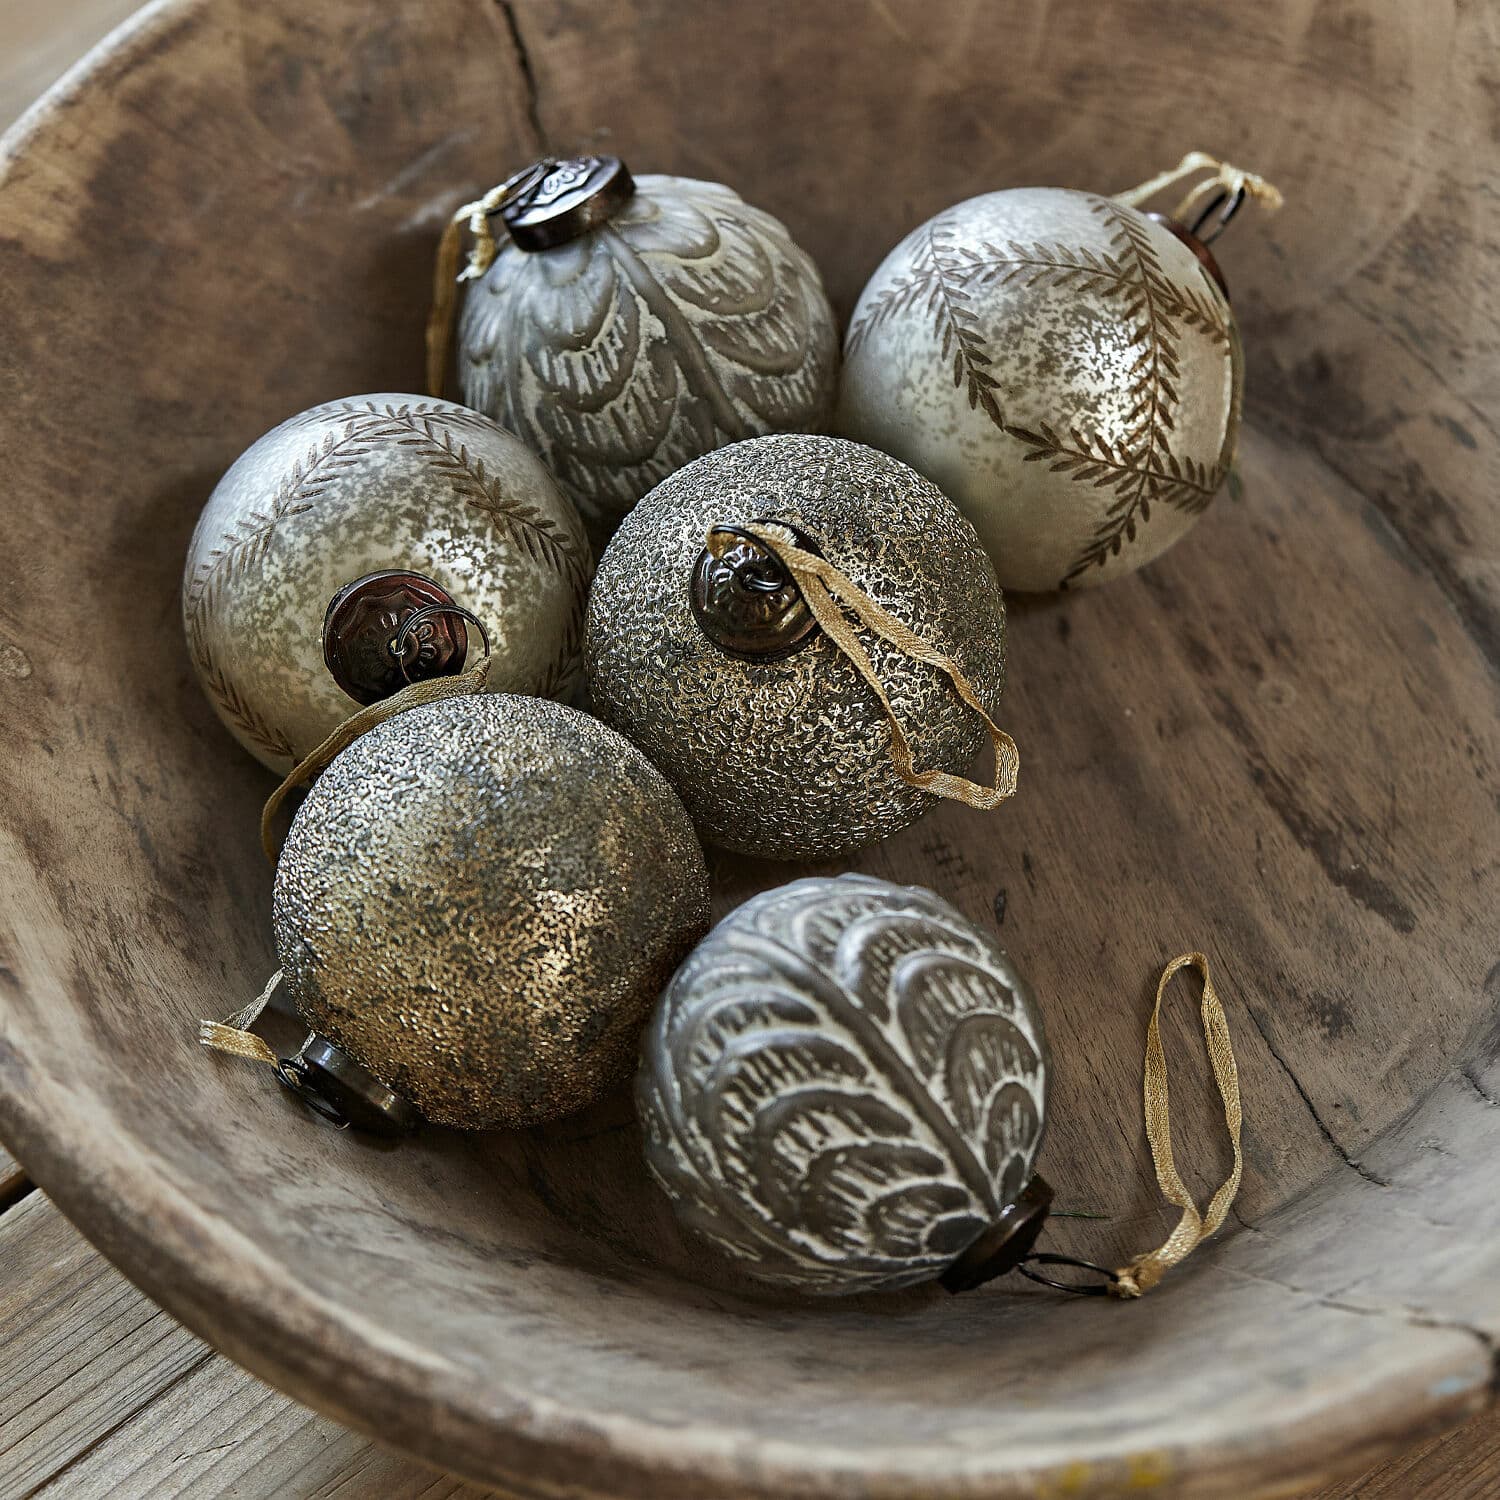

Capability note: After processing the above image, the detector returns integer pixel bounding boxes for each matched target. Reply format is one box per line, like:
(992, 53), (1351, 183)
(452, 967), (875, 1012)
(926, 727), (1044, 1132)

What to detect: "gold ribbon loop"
(198, 969), (285, 1067)
(1110, 952), (1243, 1298)
(426, 172), (541, 398)
(261, 657), (492, 863)
(1114, 150), (1284, 229)
(742, 524), (1019, 810)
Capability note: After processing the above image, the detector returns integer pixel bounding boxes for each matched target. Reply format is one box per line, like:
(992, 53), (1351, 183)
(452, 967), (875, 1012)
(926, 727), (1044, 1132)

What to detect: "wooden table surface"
(0, 5), (1494, 1499)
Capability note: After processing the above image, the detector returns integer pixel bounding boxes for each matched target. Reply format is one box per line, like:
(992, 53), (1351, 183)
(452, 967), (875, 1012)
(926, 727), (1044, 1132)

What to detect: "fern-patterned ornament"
(442, 157), (839, 551)
(638, 874), (1051, 1295)
(182, 394), (590, 775)
(838, 168), (1275, 592)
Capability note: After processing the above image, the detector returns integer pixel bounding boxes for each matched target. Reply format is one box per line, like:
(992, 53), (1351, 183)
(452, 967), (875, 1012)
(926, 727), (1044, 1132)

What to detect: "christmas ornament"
(208, 691), (710, 1132)
(182, 394), (590, 775)
(639, 875), (1244, 1300)
(838, 153), (1281, 592)
(584, 434), (1018, 861)
(427, 156), (839, 549)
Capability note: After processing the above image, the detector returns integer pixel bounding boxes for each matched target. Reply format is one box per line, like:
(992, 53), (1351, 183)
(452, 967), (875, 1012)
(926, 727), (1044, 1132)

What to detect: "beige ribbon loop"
(1114, 149), (1284, 228)
(199, 969), (285, 1067)
(426, 174), (535, 397)
(261, 657), (492, 863)
(742, 525), (1019, 810)
(1110, 952), (1243, 1298)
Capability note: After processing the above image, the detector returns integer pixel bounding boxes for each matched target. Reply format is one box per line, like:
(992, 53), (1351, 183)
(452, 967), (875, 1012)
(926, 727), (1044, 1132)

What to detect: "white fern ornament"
(182, 394), (590, 774)
(838, 154), (1281, 592)
(431, 156), (839, 551)
(638, 875), (1054, 1295)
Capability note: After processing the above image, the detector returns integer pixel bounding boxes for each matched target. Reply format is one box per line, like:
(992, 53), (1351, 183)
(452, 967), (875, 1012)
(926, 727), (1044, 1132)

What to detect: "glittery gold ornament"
(270, 692), (709, 1130)
(432, 157), (839, 550)
(584, 434), (1010, 861)
(182, 395), (590, 775)
(838, 158), (1279, 592)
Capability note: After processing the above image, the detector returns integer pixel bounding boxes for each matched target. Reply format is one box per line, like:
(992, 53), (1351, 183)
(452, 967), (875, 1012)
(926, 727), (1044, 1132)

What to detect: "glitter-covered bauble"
(584, 434), (1006, 861)
(838, 188), (1243, 592)
(639, 874), (1050, 1294)
(272, 693), (709, 1130)
(456, 157), (839, 549)
(183, 395), (590, 775)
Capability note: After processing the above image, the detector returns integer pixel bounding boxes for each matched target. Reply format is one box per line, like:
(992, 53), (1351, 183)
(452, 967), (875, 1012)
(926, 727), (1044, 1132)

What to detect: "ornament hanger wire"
(1188, 185), (1247, 246)
(392, 603), (492, 684)
(1017, 1252), (1121, 1297)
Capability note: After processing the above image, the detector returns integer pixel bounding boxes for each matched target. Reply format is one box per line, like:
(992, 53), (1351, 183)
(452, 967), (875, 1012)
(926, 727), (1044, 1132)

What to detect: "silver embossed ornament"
(585, 434), (1018, 862)
(838, 154), (1281, 592)
(183, 395), (590, 775)
(638, 875), (1052, 1294)
(429, 156), (839, 549)
(256, 692), (710, 1132)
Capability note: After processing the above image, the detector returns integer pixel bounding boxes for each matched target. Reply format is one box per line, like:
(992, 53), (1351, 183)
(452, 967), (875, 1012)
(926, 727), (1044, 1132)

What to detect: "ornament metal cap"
(939, 1174), (1055, 1292)
(690, 521), (823, 661)
(277, 1035), (422, 1137)
(323, 570), (471, 705)
(496, 156), (636, 252)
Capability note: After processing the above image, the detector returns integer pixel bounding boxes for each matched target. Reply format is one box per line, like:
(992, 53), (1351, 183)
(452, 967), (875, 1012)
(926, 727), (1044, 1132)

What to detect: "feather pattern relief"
(638, 875), (1048, 1294)
(458, 175), (838, 545)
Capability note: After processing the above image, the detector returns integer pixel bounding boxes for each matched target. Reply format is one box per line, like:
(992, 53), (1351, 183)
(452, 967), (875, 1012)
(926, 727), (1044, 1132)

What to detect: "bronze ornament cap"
(1145, 211), (1230, 300)
(688, 521), (823, 661)
(278, 1035), (422, 1137)
(322, 570), (468, 705)
(498, 156), (636, 252)
(939, 1175), (1054, 1292)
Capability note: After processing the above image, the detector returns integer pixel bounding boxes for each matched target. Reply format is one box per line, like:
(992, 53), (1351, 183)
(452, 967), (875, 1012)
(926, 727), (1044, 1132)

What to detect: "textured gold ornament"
(182, 395), (591, 774)
(271, 693), (710, 1129)
(456, 173), (839, 549)
(837, 188), (1244, 592)
(584, 434), (1007, 861)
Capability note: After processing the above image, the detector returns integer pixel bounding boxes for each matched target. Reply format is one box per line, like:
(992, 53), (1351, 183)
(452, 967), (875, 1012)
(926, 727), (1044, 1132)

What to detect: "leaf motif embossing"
(459, 179), (838, 540)
(638, 875), (1048, 1293)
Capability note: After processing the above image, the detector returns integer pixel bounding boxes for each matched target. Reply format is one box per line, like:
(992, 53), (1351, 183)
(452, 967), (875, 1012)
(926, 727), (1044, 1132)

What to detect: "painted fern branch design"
(929, 223), (1005, 425)
(355, 405), (590, 586)
(190, 645), (294, 762)
(1044, 199), (1231, 585)
(183, 422), (376, 620)
(844, 264), (940, 358)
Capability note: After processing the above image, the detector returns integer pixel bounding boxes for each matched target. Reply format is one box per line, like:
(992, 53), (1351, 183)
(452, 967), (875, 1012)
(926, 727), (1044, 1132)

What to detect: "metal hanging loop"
(1189, 183), (1248, 246)
(392, 603), (491, 685)
(1016, 1252), (1122, 1297)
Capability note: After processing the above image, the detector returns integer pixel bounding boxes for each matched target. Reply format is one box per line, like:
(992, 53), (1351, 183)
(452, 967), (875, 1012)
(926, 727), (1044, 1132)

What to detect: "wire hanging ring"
(392, 603), (492, 685)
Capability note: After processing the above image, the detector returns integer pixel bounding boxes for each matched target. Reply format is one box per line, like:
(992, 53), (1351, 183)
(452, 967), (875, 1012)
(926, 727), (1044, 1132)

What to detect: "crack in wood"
(1247, 1006), (1393, 1188)
(494, 0), (547, 152)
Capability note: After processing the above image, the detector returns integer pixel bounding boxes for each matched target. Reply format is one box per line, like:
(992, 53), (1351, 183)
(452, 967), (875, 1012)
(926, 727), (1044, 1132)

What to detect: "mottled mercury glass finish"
(183, 394), (590, 774)
(839, 189), (1243, 592)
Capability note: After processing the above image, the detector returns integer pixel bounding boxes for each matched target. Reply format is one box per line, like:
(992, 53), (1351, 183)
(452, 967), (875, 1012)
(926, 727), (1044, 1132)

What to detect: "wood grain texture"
(0, 1143), (26, 1209)
(3, 1186), (1485, 1500)
(0, 0), (140, 126)
(0, 1), (1494, 1498)
(0, 1192), (499, 1500)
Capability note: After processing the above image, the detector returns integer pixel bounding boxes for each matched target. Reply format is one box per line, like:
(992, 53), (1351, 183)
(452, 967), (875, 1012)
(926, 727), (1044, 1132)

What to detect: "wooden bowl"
(1, 2), (1496, 1495)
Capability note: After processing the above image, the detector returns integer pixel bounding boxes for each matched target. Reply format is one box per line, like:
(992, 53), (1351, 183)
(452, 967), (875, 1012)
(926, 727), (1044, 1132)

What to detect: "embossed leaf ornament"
(638, 875), (1049, 1294)
(458, 176), (838, 544)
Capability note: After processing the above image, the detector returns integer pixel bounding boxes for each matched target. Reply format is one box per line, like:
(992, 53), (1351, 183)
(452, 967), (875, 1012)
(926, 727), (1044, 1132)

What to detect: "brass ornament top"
(322, 570), (468, 706)
(689, 521), (822, 661)
(497, 155), (637, 252)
